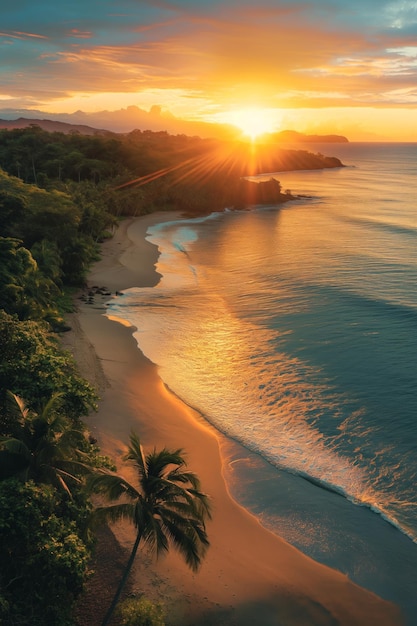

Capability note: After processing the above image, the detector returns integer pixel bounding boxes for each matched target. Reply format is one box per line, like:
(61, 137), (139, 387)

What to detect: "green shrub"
(0, 480), (89, 625)
(117, 597), (166, 626)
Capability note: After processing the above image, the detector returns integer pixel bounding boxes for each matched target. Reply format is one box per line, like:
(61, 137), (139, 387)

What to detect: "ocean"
(107, 142), (417, 624)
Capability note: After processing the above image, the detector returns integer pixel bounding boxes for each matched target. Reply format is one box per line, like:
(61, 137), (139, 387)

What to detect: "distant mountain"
(0, 117), (110, 135)
(0, 106), (238, 139)
(0, 107), (349, 143)
(271, 130), (349, 143)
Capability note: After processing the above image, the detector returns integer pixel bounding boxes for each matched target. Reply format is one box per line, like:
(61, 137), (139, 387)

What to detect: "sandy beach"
(63, 213), (404, 626)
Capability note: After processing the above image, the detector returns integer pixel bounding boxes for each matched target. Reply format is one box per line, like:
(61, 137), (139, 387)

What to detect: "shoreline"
(63, 212), (404, 626)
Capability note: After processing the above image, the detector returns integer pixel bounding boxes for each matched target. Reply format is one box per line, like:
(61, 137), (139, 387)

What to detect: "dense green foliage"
(0, 167), (110, 296)
(0, 480), (90, 625)
(117, 597), (166, 626)
(0, 125), (342, 220)
(0, 385), (99, 624)
(0, 392), (94, 490)
(0, 129), (108, 624)
(0, 311), (97, 420)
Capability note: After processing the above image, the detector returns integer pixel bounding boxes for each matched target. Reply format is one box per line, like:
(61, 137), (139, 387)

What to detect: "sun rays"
(113, 139), (269, 192)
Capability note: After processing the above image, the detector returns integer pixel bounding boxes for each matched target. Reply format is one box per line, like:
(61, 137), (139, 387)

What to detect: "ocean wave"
(336, 213), (417, 240)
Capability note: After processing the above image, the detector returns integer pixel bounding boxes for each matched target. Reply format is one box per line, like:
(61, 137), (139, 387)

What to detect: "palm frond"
(161, 515), (208, 572)
(5, 391), (30, 428)
(183, 488), (212, 519)
(6, 391), (27, 414)
(54, 471), (74, 498)
(155, 480), (212, 519)
(32, 462), (73, 494)
(140, 511), (169, 556)
(168, 468), (201, 489)
(39, 392), (65, 424)
(90, 503), (136, 528)
(146, 448), (186, 479)
(0, 437), (31, 461)
(125, 431), (147, 481)
(158, 503), (208, 535)
(87, 470), (139, 500)
(158, 497), (211, 523)
(58, 458), (95, 477)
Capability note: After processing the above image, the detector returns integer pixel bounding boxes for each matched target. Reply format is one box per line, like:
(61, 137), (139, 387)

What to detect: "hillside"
(0, 116), (349, 144)
(0, 125), (344, 218)
(0, 117), (111, 135)
(271, 130), (349, 143)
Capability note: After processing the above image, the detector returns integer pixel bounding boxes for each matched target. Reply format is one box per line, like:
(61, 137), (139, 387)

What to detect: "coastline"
(63, 212), (404, 626)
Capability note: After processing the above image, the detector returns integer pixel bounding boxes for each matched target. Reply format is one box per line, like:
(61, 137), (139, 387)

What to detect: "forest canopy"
(0, 124), (343, 216)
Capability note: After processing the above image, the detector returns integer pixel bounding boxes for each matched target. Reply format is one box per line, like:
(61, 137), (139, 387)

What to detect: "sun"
(222, 107), (282, 141)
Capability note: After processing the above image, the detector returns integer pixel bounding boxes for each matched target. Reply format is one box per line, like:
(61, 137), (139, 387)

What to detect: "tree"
(0, 392), (93, 497)
(31, 238), (63, 285)
(0, 479), (89, 625)
(0, 191), (28, 237)
(0, 310), (97, 422)
(21, 187), (80, 249)
(88, 432), (211, 626)
(61, 234), (99, 285)
(79, 201), (117, 241)
(0, 236), (47, 319)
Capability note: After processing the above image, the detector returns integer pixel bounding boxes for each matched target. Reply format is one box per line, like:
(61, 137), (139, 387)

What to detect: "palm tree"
(88, 431), (211, 626)
(0, 392), (93, 496)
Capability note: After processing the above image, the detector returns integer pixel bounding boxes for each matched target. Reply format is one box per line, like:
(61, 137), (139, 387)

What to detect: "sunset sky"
(2, 0), (417, 140)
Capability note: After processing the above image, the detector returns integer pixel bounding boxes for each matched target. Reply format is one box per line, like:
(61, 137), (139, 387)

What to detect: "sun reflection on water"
(107, 199), (417, 543)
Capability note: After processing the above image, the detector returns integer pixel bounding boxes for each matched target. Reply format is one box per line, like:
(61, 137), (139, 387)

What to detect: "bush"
(0, 480), (89, 625)
(117, 597), (166, 626)
(0, 310), (97, 423)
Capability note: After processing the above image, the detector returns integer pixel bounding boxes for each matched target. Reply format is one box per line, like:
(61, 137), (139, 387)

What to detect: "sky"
(1, 0), (417, 140)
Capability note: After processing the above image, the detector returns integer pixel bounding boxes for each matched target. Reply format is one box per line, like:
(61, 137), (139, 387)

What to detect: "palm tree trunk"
(101, 530), (142, 626)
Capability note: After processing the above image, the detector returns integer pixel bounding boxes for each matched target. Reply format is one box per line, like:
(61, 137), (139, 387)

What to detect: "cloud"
(2, 0), (417, 120)
(0, 31), (48, 40)
(68, 29), (93, 39)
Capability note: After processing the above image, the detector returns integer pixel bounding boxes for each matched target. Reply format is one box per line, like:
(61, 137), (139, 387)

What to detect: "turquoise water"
(108, 143), (417, 623)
